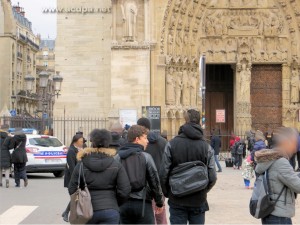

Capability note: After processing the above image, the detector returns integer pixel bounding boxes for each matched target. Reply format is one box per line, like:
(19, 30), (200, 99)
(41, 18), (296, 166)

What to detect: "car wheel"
(53, 171), (64, 178)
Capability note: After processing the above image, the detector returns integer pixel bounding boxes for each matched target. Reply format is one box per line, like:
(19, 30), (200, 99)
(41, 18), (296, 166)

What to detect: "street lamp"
(39, 71), (50, 88)
(53, 71), (63, 98)
(11, 95), (16, 110)
(24, 74), (35, 92)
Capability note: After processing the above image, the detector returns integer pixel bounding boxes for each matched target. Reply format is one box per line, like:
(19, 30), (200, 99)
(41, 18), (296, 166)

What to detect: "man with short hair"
(160, 109), (217, 225)
(137, 117), (168, 225)
(116, 125), (164, 224)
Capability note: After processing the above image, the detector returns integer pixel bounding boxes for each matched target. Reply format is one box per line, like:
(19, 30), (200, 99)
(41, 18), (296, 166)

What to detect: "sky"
(11, 0), (57, 39)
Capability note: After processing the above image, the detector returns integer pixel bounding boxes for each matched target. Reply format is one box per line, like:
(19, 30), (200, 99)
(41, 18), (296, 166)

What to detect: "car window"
(29, 138), (63, 147)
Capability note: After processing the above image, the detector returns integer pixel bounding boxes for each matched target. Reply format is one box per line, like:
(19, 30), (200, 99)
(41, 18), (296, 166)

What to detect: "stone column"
(112, 0), (117, 43)
(144, 0), (150, 42)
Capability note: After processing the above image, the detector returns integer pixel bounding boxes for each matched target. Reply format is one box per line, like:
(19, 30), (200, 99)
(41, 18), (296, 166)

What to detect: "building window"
(43, 51), (48, 56)
(43, 61), (48, 67)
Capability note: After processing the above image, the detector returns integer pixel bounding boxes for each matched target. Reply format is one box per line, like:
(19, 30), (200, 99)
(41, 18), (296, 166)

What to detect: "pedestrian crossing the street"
(0, 205), (38, 225)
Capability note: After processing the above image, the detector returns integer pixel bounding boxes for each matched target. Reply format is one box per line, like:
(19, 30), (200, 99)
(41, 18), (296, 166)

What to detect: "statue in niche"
(169, 14), (176, 30)
(182, 69), (190, 106)
(175, 31), (183, 56)
(190, 32), (198, 57)
(291, 69), (300, 103)
(213, 39), (225, 61)
(214, 18), (223, 36)
(276, 38), (288, 61)
(175, 68), (183, 106)
(177, 14), (183, 30)
(174, 0), (181, 13)
(168, 30), (174, 55)
(190, 69), (198, 106)
(166, 67), (176, 105)
(291, 32), (298, 60)
(183, 32), (189, 56)
(120, 0), (138, 42)
(251, 38), (263, 61)
(226, 39), (237, 61)
(204, 18), (215, 36)
(264, 38), (275, 61)
(200, 39), (212, 58)
(240, 64), (251, 101)
(223, 11), (231, 35)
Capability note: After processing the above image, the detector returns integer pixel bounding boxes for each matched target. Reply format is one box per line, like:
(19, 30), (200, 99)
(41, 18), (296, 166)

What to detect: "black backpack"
(121, 152), (147, 192)
(236, 143), (244, 155)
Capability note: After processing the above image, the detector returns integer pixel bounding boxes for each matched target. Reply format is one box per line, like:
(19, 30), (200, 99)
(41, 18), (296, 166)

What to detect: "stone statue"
(251, 38), (263, 61)
(204, 18), (214, 36)
(213, 39), (225, 61)
(240, 64), (251, 101)
(175, 31), (183, 56)
(276, 38), (288, 61)
(120, 0), (138, 42)
(168, 30), (174, 55)
(175, 68), (183, 106)
(190, 70), (198, 106)
(166, 67), (176, 105)
(291, 69), (300, 103)
(226, 38), (237, 61)
(183, 32), (189, 56)
(182, 69), (190, 106)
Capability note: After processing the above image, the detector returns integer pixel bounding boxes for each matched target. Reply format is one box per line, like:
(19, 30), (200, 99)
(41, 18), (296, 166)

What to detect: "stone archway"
(160, 0), (300, 137)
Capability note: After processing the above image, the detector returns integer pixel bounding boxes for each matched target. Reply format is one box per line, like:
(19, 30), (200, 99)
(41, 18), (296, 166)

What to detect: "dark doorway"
(206, 65), (234, 151)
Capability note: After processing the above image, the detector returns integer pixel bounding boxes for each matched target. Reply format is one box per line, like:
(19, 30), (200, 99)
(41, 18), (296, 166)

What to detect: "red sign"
(216, 109), (226, 123)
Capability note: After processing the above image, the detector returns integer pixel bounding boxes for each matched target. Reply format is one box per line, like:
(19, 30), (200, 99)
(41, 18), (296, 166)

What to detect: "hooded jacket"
(251, 140), (266, 162)
(64, 145), (79, 188)
(0, 133), (13, 168)
(11, 134), (28, 164)
(115, 143), (164, 208)
(159, 123), (217, 208)
(211, 134), (221, 155)
(68, 148), (131, 211)
(255, 149), (300, 218)
(146, 131), (167, 170)
(109, 132), (126, 151)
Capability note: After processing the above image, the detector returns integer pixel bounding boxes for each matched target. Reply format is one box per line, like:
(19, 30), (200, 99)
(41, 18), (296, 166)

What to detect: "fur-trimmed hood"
(77, 148), (117, 172)
(255, 149), (289, 174)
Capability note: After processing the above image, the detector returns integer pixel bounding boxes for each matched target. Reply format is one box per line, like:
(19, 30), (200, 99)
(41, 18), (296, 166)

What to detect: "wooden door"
(251, 65), (282, 132)
(206, 65), (234, 151)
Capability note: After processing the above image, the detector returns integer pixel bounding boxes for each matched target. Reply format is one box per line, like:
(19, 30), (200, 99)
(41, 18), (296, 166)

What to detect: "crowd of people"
(2, 108), (300, 224)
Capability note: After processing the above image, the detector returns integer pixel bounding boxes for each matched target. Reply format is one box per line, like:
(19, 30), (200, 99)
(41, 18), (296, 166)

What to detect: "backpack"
(236, 143), (244, 155)
(169, 161), (208, 197)
(121, 152), (147, 192)
(249, 170), (286, 219)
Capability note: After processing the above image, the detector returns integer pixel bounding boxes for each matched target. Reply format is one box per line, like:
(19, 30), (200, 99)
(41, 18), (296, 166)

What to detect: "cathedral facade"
(55, 0), (300, 138)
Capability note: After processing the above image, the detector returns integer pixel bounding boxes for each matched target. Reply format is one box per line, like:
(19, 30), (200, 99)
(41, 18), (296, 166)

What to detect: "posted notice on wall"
(142, 106), (161, 134)
(216, 109), (226, 123)
(119, 109), (137, 127)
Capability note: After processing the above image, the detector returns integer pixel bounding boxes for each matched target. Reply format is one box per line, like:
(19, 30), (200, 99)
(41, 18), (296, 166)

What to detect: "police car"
(9, 129), (67, 177)
(25, 134), (67, 177)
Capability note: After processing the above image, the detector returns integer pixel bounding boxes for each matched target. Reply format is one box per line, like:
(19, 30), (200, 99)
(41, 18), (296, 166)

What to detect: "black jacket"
(146, 132), (167, 170)
(64, 145), (79, 187)
(0, 133), (13, 168)
(211, 135), (221, 155)
(159, 123), (217, 208)
(11, 134), (28, 164)
(68, 148), (131, 211)
(116, 143), (164, 207)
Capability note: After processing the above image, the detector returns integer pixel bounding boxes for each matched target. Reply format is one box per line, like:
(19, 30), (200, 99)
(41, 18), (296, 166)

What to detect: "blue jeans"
(214, 155), (222, 171)
(120, 199), (155, 224)
(244, 179), (250, 187)
(262, 215), (292, 225)
(87, 209), (119, 224)
(169, 201), (206, 225)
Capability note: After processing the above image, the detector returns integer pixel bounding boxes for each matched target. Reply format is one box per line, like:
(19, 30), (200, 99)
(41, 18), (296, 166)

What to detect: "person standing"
(255, 127), (300, 225)
(116, 125), (164, 224)
(68, 129), (131, 224)
(0, 130), (13, 188)
(250, 130), (266, 163)
(11, 133), (28, 188)
(137, 117), (168, 225)
(62, 134), (84, 222)
(109, 122), (126, 151)
(160, 109), (217, 225)
(211, 130), (222, 173)
(234, 139), (246, 170)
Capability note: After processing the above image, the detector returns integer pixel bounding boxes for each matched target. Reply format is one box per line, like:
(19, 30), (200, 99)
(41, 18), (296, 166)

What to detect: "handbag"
(169, 161), (209, 197)
(69, 162), (93, 224)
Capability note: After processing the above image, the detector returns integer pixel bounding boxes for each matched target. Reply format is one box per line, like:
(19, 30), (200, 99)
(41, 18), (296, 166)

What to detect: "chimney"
(20, 8), (25, 17)
(13, 2), (21, 13)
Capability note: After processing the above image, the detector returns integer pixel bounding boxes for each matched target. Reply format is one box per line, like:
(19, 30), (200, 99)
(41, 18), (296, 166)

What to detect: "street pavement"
(1, 161), (300, 224)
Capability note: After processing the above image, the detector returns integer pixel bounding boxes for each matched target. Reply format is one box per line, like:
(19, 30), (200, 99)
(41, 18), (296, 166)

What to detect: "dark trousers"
(14, 163), (27, 186)
(120, 199), (155, 224)
(262, 215), (292, 225)
(235, 154), (243, 168)
(297, 152), (300, 169)
(169, 201), (206, 225)
(87, 209), (119, 224)
(290, 154), (296, 170)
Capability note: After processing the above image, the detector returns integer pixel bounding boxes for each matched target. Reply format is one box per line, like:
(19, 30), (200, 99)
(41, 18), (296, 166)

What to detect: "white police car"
(24, 134), (67, 177)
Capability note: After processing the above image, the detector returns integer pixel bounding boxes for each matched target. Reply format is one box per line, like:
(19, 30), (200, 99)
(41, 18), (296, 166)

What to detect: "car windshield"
(29, 138), (63, 147)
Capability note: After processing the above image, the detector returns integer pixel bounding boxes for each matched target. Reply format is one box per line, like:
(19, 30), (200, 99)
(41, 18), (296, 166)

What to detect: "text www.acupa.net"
(42, 7), (111, 14)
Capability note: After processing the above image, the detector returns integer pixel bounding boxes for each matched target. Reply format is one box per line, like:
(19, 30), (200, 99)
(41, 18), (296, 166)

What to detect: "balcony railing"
(36, 55), (55, 60)
(17, 52), (23, 59)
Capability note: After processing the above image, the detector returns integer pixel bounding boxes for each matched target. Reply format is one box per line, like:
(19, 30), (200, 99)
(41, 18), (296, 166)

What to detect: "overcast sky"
(11, 0), (57, 39)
